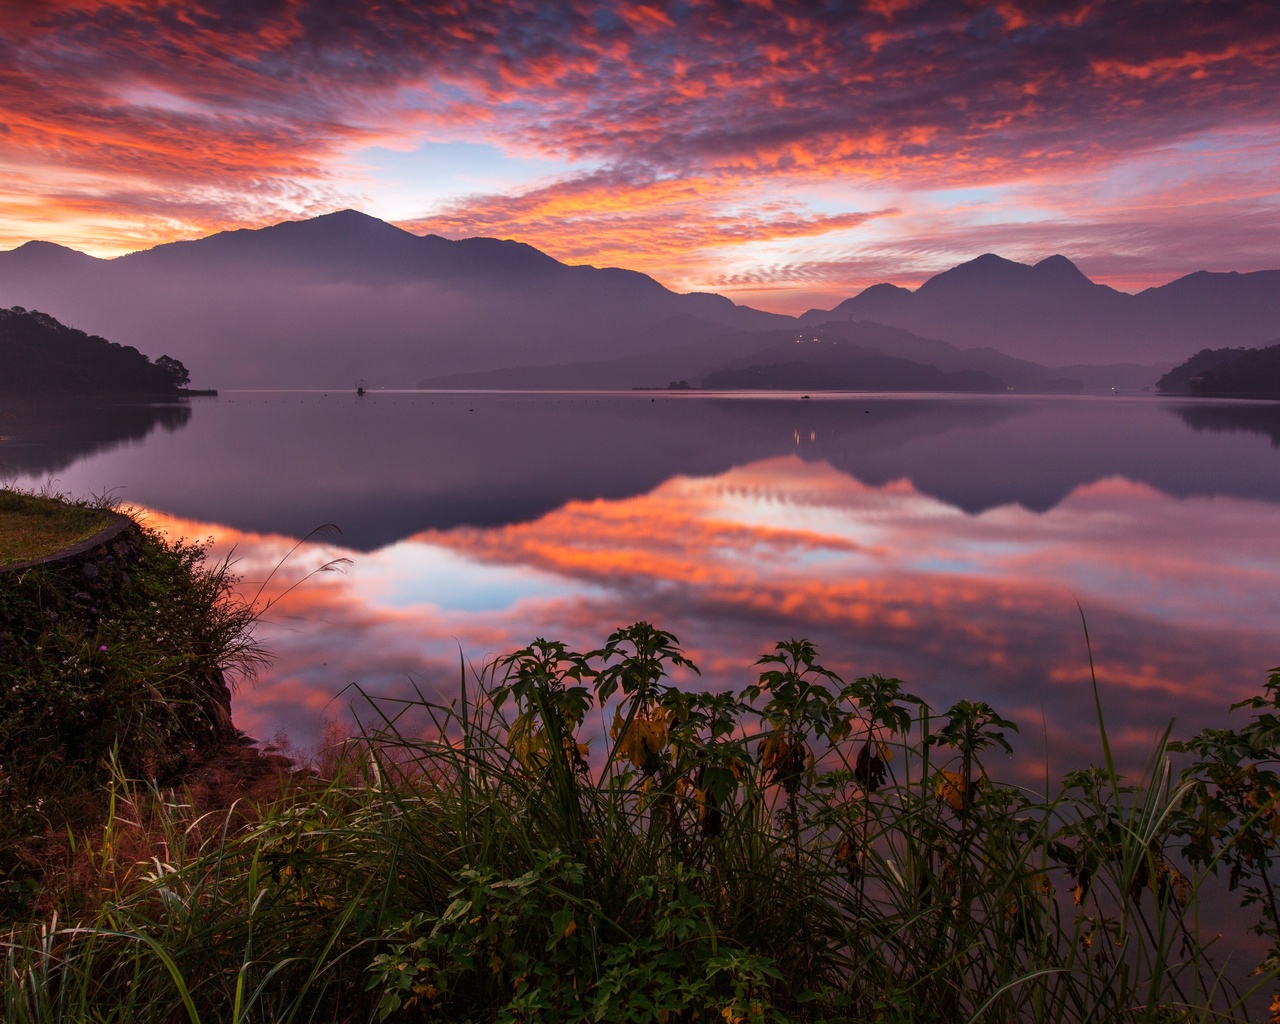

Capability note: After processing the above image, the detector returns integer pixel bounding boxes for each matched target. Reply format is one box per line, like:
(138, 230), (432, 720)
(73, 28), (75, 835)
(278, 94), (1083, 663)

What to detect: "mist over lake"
(4, 389), (1279, 781)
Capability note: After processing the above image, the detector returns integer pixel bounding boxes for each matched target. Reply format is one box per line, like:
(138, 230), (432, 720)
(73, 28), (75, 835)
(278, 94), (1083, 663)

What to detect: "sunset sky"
(1, 0), (1277, 312)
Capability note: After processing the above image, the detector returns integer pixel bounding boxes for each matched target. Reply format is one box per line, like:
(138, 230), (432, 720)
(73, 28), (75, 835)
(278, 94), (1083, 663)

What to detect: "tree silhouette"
(155, 354), (190, 388)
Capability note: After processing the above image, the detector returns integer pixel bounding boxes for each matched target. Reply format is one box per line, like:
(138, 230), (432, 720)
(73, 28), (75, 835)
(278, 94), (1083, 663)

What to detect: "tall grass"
(5, 623), (1279, 1022)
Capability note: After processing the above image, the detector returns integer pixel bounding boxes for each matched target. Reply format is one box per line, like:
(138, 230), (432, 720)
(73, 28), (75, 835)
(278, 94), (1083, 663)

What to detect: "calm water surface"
(5, 390), (1280, 780)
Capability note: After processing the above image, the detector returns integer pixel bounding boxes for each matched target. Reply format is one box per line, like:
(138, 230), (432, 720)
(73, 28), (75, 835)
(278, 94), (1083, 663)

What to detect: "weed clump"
(0, 498), (263, 915)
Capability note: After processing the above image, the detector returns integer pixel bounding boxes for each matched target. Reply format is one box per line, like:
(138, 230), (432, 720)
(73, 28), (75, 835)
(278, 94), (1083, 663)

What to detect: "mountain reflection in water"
(7, 391), (1280, 548)
(6, 391), (1280, 782)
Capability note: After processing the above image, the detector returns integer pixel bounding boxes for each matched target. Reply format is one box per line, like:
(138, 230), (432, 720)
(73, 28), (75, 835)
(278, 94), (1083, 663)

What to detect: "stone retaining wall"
(0, 511), (143, 589)
(1, 512), (238, 748)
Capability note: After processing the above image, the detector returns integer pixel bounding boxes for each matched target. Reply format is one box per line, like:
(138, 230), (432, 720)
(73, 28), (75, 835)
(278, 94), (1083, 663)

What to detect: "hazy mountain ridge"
(701, 354), (1007, 392)
(711, 321), (1167, 391)
(0, 212), (1273, 387)
(0, 211), (789, 388)
(118, 212), (566, 283)
(801, 254), (1280, 366)
(422, 319), (1164, 392)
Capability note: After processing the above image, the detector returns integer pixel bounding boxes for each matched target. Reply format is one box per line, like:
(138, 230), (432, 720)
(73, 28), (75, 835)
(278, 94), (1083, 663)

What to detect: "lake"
(5, 389), (1280, 782)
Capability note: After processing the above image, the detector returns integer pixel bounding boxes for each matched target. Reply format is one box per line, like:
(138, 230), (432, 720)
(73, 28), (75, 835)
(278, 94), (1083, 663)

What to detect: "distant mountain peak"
(256, 208), (416, 241)
(1033, 254), (1092, 285)
(1, 239), (101, 265)
(918, 253), (1029, 291)
(313, 208), (384, 223)
(810, 281), (912, 320)
(1034, 253), (1076, 270)
(13, 239), (85, 254)
(116, 207), (424, 273)
(854, 282), (914, 302)
(919, 252), (1097, 292)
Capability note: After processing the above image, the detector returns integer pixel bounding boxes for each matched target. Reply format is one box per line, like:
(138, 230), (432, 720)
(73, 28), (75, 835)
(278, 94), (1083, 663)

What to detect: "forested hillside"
(0, 306), (189, 395)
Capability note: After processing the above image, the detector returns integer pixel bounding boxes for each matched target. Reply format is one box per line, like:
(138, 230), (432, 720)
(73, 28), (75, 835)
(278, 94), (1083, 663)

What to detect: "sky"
(1, 0), (1278, 313)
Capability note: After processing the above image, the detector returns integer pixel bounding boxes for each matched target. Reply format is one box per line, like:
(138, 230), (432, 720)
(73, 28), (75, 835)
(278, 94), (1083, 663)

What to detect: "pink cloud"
(1, 2), (1276, 303)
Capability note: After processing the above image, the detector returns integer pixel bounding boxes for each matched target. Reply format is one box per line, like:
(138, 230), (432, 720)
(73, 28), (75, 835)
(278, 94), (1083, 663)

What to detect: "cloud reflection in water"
(141, 453), (1280, 784)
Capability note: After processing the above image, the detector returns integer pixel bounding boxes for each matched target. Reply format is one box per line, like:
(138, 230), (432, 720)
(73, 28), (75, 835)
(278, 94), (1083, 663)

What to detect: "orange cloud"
(2, 1), (1276, 305)
(404, 169), (885, 280)
(1090, 40), (1277, 84)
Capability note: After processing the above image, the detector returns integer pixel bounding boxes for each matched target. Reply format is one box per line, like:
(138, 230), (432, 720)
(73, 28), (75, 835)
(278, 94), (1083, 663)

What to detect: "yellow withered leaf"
(612, 706), (670, 768)
(759, 734), (790, 774)
(1152, 861), (1193, 908)
(935, 770), (967, 811)
(509, 713), (549, 772)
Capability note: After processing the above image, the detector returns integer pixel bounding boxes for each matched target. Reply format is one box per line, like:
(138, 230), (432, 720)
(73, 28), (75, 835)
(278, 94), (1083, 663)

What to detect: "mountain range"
(0, 212), (788, 389)
(800, 253), (1280, 367)
(0, 210), (1275, 388)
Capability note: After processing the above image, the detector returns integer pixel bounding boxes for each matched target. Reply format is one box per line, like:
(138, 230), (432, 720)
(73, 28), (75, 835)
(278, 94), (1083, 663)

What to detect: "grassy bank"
(5, 605), (1280, 1021)
(0, 490), (112, 567)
